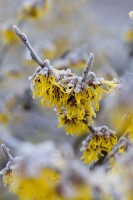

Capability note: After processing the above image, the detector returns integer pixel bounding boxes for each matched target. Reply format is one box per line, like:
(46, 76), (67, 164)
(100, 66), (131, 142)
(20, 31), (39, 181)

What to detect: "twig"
(83, 118), (96, 134)
(82, 53), (94, 82)
(13, 25), (44, 68)
(88, 125), (95, 134)
(1, 144), (14, 162)
(103, 137), (129, 164)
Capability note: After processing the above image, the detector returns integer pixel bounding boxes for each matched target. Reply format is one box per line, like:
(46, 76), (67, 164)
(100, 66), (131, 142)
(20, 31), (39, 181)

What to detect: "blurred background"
(0, 0), (133, 199)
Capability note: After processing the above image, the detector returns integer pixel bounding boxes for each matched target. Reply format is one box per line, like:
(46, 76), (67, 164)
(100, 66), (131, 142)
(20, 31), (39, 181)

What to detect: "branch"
(13, 25), (44, 68)
(83, 118), (95, 134)
(1, 144), (14, 162)
(82, 53), (94, 82)
(103, 137), (129, 164)
(88, 125), (96, 134)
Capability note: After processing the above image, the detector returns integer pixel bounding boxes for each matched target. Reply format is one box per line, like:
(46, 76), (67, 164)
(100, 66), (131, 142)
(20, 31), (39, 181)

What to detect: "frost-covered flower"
(81, 126), (117, 164)
(18, 0), (51, 21)
(0, 143), (63, 200)
(31, 56), (117, 135)
(1, 21), (19, 45)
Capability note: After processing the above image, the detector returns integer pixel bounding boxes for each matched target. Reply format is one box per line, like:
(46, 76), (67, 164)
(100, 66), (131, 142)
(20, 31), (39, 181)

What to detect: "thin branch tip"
(89, 53), (94, 59)
(13, 25), (44, 68)
(1, 143), (9, 151)
(88, 53), (94, 67)
(1, 143), (6, 148)
(13, 25), (20, 35)
(82, 53), (94, 81)
(13, 25), (17, 31)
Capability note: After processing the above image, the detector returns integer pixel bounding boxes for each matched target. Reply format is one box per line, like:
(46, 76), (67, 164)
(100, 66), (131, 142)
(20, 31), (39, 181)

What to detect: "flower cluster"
(0, 143), (63, 200)
(0, 143), (92, 200)
(18, 0), (51, 21)
(2, 139), (132, 200)
(125, 24), (133, 45)
(4, 169), (61, 200)
(31, 56), (116, 135)
(81, 126), (117, 164)
(1, 21), (19, 45)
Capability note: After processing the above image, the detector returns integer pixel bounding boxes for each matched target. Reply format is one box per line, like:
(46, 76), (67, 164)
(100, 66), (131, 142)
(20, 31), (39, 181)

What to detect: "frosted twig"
(13, 25), (44, 68)
(1, 144), (15, 162)
(88, 125), (95, 134)
(103, 137), (129, 164)
(82, 53), (94, 82)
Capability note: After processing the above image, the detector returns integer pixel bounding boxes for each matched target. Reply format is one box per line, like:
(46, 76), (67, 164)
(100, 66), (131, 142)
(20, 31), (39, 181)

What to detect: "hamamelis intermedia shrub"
(0, 25), (120, 200)
(0, 8), (133, 200)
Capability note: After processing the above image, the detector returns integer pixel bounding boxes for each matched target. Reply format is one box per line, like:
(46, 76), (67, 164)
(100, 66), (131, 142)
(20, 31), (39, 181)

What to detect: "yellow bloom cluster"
(125, 25), (133, 43)
(81, 126), (117, 164)
(31, 60), (116, 135)
(0, 142), (65, 200)
(18, 0), (51, 21)
(1, 143), (92, 200)
(1, 22), (19, 45)
(3, 168), (61, 200)
(0, 113), (8, 124)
